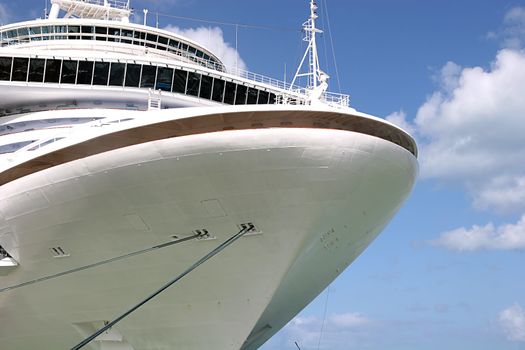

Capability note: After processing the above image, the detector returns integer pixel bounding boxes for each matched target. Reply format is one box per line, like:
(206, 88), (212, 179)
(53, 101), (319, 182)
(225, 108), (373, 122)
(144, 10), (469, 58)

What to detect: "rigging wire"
(322, 0), (342, 93)
(153, 12), (300, 33)
(0, 234), (198, 294)
(70, 224), (253, 350)
(317, 285), (331, 350)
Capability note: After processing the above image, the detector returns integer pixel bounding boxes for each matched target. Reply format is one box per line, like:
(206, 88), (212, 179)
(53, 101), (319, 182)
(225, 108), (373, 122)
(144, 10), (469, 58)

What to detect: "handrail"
(68, 0), (130, 10)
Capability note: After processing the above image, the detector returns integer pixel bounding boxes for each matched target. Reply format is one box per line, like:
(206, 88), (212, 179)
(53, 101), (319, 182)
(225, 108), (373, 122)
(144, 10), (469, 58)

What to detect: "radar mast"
(291, 0), (330, 104)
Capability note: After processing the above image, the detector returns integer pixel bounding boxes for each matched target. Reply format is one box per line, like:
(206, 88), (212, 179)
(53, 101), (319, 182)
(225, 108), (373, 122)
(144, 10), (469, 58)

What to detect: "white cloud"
(473, 175), (525, 213)
(164, 25), (247, 73)
(432, 214), (525, 251)
(385, 110), (415, 135)
(499, 304), (525, 342)
(502, 7), (525, 49)
(277, 313), (371, 349)
(0, 4), (10, 24)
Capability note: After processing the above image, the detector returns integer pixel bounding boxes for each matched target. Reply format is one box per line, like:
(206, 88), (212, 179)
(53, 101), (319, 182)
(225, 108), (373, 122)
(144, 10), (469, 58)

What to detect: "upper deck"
(0, 19), (226, 72)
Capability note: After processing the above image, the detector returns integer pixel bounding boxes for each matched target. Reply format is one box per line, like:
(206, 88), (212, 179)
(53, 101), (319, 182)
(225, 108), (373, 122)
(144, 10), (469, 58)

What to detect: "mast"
(290, 0), (329, 103)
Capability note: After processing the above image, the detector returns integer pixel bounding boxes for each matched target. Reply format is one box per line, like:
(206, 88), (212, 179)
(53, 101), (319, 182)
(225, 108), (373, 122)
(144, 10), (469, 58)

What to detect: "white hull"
(0, 107), (417, 349)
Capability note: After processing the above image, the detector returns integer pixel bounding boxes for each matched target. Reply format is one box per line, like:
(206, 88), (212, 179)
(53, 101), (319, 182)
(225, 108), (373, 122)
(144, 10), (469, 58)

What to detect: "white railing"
(78, 0), (130, 10)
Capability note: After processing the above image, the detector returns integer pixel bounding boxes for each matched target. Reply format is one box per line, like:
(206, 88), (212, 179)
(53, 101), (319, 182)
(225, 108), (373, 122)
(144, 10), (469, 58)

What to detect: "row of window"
(0, 117), (101, 136)
(0, 25), (224, 71)
(0, 56), (280, 106)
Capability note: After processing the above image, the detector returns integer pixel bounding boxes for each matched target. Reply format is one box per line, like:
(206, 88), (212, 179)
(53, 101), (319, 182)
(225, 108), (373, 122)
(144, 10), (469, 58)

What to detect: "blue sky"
(2, 0), (525, 349)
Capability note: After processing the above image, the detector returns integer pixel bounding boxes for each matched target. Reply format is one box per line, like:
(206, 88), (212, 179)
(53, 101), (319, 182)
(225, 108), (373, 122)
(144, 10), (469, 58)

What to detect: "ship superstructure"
(0, 1), (418, 349)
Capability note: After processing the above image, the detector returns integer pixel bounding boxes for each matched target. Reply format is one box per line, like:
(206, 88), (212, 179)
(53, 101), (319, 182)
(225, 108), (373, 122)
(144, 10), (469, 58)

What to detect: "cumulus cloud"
(432, 215), (525, 251)
(164, 25), (247, 72)
(385, 110), (415, 135)
(500, 304), (525, 342)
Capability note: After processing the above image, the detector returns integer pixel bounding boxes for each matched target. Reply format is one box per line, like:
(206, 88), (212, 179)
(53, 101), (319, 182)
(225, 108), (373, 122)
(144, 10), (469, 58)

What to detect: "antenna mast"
(290, 0), (329, 102)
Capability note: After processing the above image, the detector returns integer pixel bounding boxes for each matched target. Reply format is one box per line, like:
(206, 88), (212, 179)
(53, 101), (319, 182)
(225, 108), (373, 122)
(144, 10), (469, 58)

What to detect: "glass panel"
(108, 27), (120, 42)
(158, 36), (168, 45)
(223, 82), (236, 105)
(121, 29), (133, 44)
(172, 69), (187, 94)
(81, 25), (94, 40)
(93, 61), (110, 85)
(186, 72), (200, 96)
(269, 93), (277, 104)
(146, 33), (157, 48)
(125, 63), (141, 87)
(68, 25), (80, 39)
(257, 90), (269, 104)
(18, 27), (29, 37)
(28, 58), (45, 82)
(109, 62), (125, 86)
(235, 85), (247, 105)
(140, 65), (156, 88)
(44, 59), (61, 83)
(29, 26), (41, 35)
(12, 57), (29, 82)
(247, 88), (258, 104)
(199, 75), (212, 99)
(155, 67), (173, 92)
(61, 60), (78, 84)
(95, 26), (107, 41)
(0, 57), (12, 81)
(211, 78), (225, 103)
(77, 61), (94, 84)
(168, 39), (179, 49)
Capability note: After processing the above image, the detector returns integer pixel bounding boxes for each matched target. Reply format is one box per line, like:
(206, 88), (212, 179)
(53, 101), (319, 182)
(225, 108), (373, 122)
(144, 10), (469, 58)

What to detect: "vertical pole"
(235, 24), (239, 74)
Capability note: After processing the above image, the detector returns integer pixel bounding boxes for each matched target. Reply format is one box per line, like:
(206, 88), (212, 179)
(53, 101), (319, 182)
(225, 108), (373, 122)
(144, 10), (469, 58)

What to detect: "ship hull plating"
(0, 124), (417, 349)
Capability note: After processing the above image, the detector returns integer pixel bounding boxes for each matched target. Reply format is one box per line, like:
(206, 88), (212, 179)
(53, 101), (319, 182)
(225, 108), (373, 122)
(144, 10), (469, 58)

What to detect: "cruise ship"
(0, 1), (418, 349)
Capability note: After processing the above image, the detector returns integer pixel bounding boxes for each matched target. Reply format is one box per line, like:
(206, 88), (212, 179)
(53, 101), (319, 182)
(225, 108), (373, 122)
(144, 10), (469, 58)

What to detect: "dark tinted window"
(186, 72), (200, 96)
(61, 60), (78, 84)
(212, 78), (225, 103)
(93, 62), (110, 85)
(12, 57), (29, 81)
(199, 75), (213, 99)
(247, 88), (258, 104)
(155, 67), (173, 91)
(45, 59), (61, 83)
(173, 69), (187, 93)
(0, 57), (12, 80)
(140, 65), (156, 88)
(158, 36), (168, 45)
(269, 93), (276, 104)
(235, 85), (247, 105)
(28, 58), (45, 82)
(109, 62), (125, 86)
(258, 90), (269, 104)
(125, 64), (141, 87)
(146, 33), (157, 48)
(224, 82), (236, 105)
(77, 61), (93, 84)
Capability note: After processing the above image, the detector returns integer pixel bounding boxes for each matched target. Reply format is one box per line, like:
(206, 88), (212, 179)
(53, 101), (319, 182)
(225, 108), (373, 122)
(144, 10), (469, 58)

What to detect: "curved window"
(0, 140), (35, 154)
(0, 24), (225, 72)
(44, 59), (61, 83)
(12, 57), (29, 81)
(125, 64), (141, 87)
(0, 55), (288, 109)
(28, 58), (45, 82)
(0, 57), (11, 80)
(93, 62), (110, 85)
(61, 60), (78, 84)
(109, 62), (125, 86)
